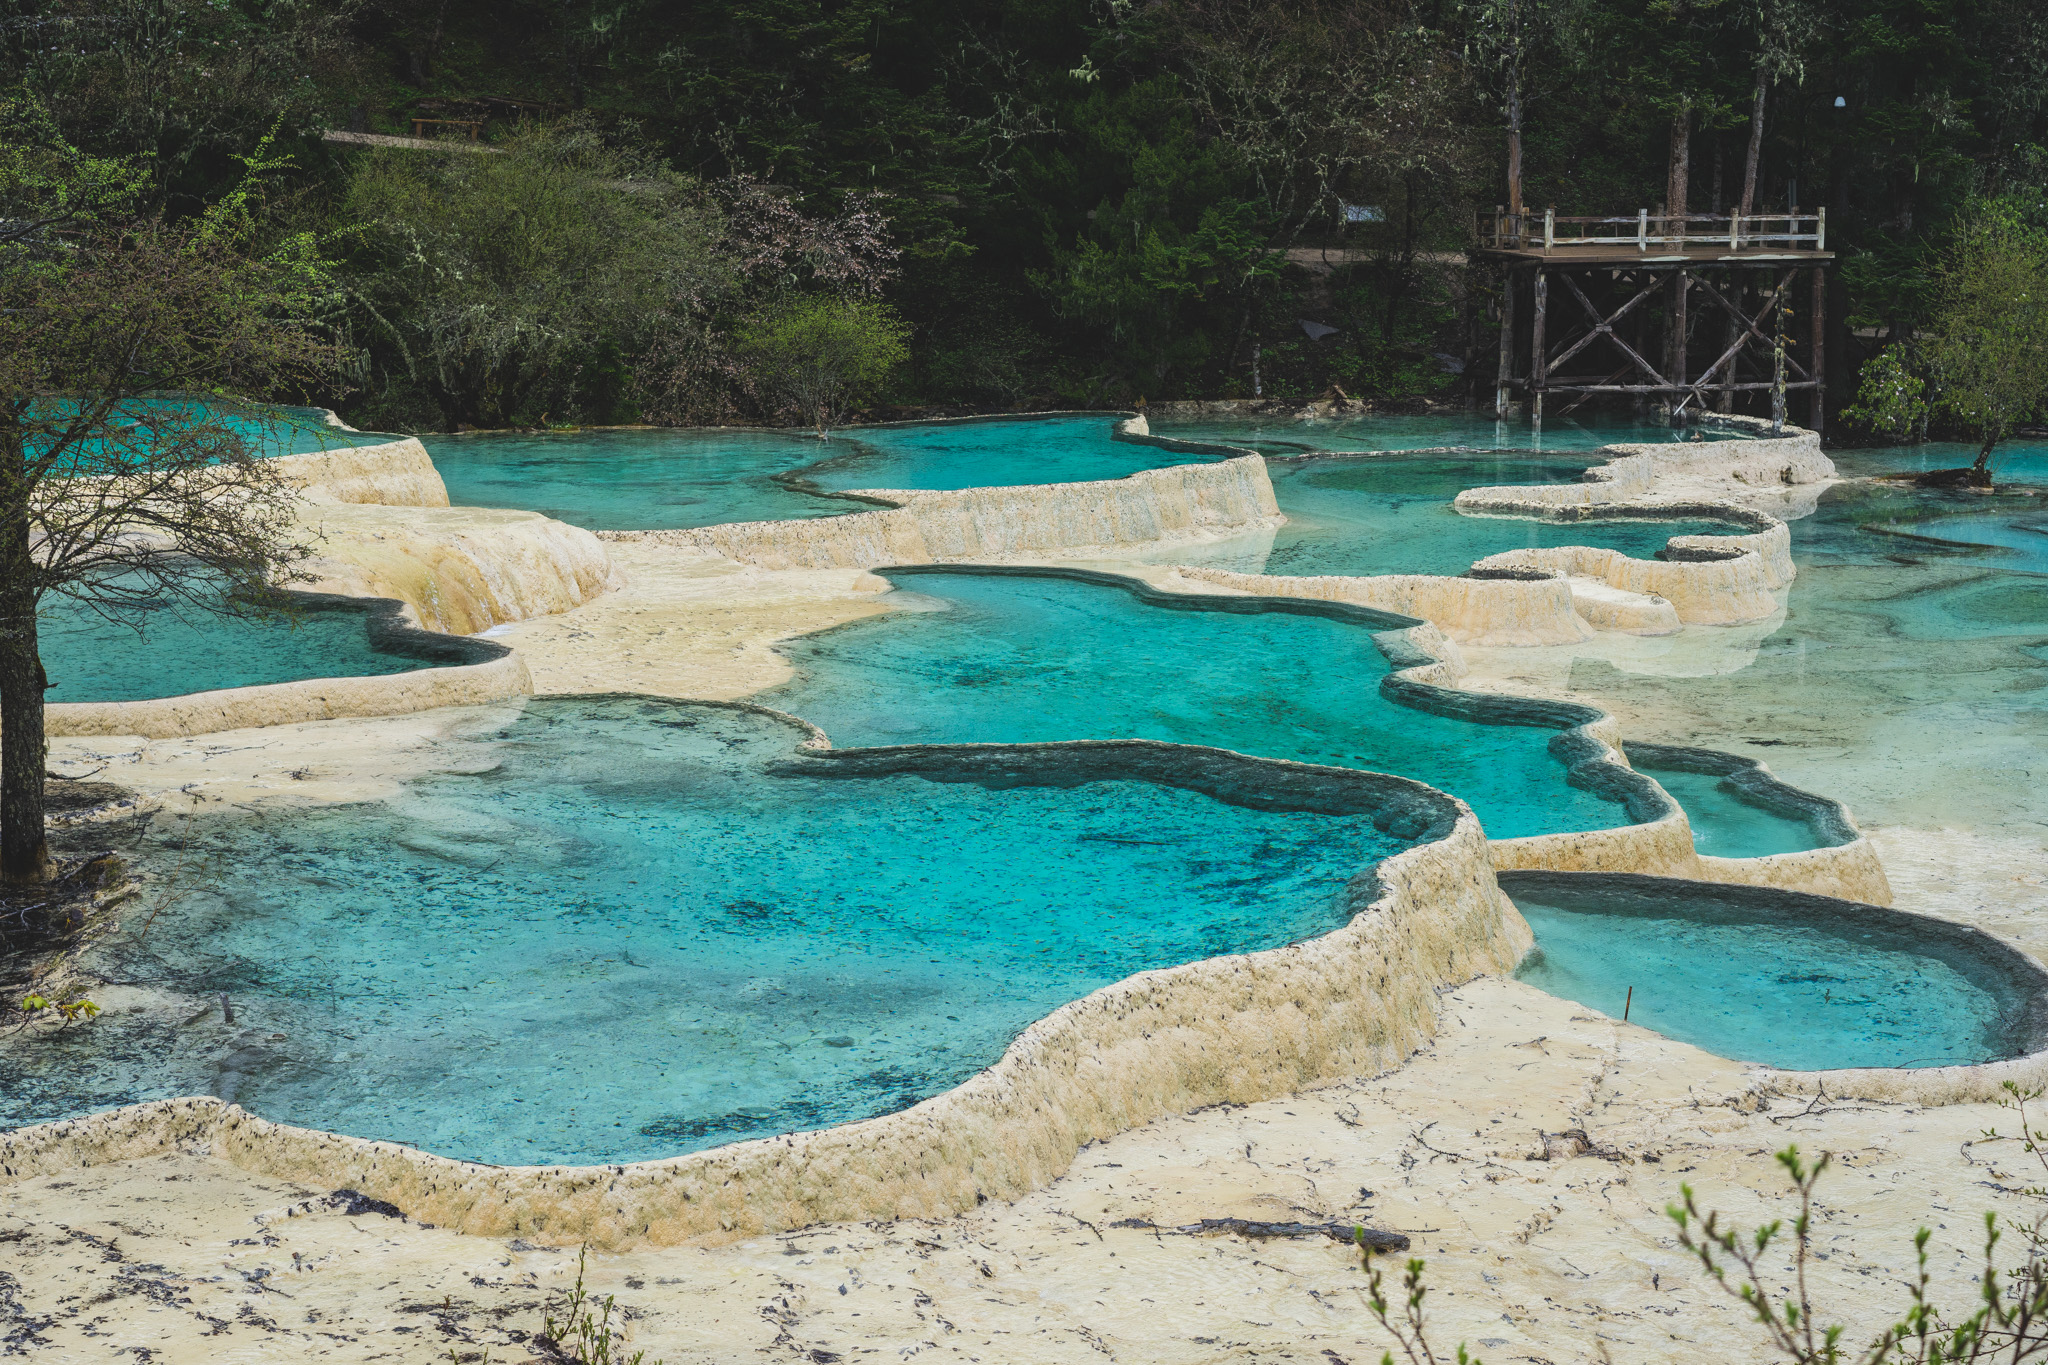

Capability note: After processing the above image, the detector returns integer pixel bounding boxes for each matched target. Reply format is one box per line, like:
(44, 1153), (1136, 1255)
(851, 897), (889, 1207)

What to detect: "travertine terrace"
(10, 410), (2036, 1362)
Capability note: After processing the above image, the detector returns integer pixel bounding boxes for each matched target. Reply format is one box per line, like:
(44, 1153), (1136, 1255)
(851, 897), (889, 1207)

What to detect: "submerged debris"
(1109, 1217), (1410, 1251)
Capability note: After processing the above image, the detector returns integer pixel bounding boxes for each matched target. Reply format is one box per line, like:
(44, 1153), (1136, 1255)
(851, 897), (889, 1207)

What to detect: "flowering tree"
(634, 177), (902, 425)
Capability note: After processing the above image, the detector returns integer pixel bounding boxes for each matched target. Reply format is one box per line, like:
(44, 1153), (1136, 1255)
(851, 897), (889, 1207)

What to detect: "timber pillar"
(1474, 208), (1834, 431)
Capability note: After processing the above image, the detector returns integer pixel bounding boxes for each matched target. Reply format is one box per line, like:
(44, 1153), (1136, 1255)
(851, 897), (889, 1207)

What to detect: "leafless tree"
(1, 221), (335, 884)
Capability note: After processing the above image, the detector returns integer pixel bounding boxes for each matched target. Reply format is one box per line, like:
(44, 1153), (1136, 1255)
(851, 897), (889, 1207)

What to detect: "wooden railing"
(1476, 208), (1826, 253)
(411, 118), (485, 141)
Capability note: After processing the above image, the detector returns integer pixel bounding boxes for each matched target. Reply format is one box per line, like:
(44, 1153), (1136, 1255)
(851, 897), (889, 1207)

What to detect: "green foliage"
(7, 0), (2048, 414)
(1358, 1104), (2048, 1365)
(2, 0), (358, 215)
(0, 133), (338, 880)
(1919, 202), (2048, 467)
(340, 117), (726, 428)
(0, 91), (145, 263)
(1845, 200), (2048, 470)
(1843, 345), (1929, 440)
(734, 295), (911, 436)
(1361, 1239), (1486, 1365)
(14, 993), (99, 1025)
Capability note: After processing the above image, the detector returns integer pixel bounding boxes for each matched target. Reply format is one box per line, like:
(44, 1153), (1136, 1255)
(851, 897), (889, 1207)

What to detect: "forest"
(2, 0), (2046, 433)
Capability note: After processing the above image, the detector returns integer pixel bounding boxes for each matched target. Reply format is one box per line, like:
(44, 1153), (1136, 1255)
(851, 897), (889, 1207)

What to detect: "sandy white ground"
(3, 978), (2024, 1365)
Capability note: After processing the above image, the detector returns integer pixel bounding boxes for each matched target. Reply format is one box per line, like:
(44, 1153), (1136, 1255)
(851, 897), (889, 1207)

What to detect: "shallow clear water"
(418, 412), (1750, 534)
(242, 404), (402, 455)
(761, 570), (1628, 839)
(424, 428), (860, 529)
(1894, 511), (2048, 574)
(1495, 473), (2048, 862)
(1832, 440), (2048, 486)
(1140, 452), (1748, 578)
(1513, 885), (2019, 1070)
(1150, 412), (1742, 457)
(15, 699), (1414, 1164)
(1635, 767), (1828, 858)
(803, 414), (1216, 492)
(39, 593), (445, 702)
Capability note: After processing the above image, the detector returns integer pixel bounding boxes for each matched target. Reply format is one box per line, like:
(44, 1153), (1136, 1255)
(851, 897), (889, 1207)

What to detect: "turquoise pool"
(802, 414), (1215, 492)
(425, 414), (1218, 531)
(1889, 510), (2048, 574)
(1633, 764), (1833, 859)
(38, 586), (469, 703)
(761, 568), (1631, 839)
(1832, 440), (2048, 486)
(1139, 451), (1749, 578)
(39, 398), (397, 465)
(16, 699), (1421, 1164)
(424, 427), (861, 530)
(1495, 476), (2048, 1062)
(1509, 874), (2046, 1071)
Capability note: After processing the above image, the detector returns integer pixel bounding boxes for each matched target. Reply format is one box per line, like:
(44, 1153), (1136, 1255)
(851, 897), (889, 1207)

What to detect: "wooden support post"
(1530, 269), (1548, 424)
(1718, 268), (1739, 414)
(1810, 264), (1827, 433)
(1496, 267), (1517, 418)
(1665, 268), (1689, 419)
(1772, 277), (1788, 435)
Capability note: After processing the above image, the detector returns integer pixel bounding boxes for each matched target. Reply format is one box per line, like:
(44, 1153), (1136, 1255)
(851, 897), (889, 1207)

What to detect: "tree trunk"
(0, 572), (51, 886)
(1974, 436), (1997, 473)
(1739, 75), (1767, 218)
(562, 0), (585, 108)
(1500, 0), (1525, 218)
(1666, 102), (1692, 226)
(0, 419), (50, 883)
(1506, 77), (1524, 218)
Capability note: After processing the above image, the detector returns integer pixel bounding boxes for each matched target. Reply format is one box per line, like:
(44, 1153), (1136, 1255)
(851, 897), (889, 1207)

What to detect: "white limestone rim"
(1121, 415), (1814, 630)
(268, 435), (451, 507)
(16, 414), (1959, 1225)
(599, 452), (1283, 571)
(44, 651), (532, 740)
(1, 705), (1531, 1251)
(1450, 417), (1831, 507)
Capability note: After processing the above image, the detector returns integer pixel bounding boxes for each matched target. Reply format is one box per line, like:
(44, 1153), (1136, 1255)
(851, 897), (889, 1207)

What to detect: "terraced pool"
(762, 568), (1634, 839)
(39, 586), (473, 703)
(1508, 873), (2048, 1071)
(1633, 764), (1831, 858)
(424, 414), (1219, 531)
(1139, 450), (1750, 578)
(1148, 412), (1746, 456)
(424, 427), (859, 530)
(15, 699), (1421, 1164)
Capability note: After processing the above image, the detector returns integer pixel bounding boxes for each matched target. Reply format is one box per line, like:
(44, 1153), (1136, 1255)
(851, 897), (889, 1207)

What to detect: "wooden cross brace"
(1689, 269), (1807, 389)
(1547, 273), (1670, 389)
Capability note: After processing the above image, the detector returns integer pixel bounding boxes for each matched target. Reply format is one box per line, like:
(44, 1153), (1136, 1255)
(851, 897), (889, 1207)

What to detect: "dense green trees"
(1, 0), (2044, 426)
(340, 118), (724, 429)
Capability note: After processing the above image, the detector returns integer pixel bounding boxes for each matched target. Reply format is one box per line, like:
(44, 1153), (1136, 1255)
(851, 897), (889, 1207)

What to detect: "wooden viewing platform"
(1474, 209), (1832, 429)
